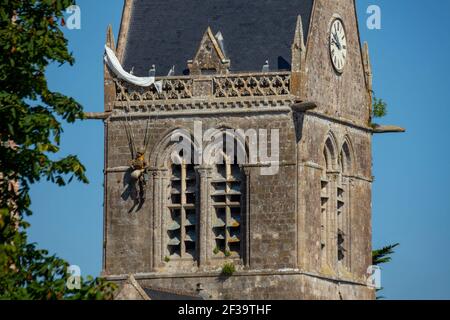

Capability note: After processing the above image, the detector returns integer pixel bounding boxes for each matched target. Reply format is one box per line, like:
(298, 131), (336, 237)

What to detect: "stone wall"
(103, 111), (300, 275)
(304, 0), (371, 127)
(119, 272), (375, 300)
(295, 113), (372, 282)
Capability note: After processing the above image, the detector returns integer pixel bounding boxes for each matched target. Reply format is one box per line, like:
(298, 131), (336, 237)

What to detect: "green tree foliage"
(372, 243), (399, 266)
(372, 243), (399, 299)
(372, 93), (388, 119)
(0, 0), (116, 299)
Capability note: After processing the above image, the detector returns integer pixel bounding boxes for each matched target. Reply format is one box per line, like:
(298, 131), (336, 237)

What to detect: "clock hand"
(333, 33), (341, 50)
(337, 33), (342, 48)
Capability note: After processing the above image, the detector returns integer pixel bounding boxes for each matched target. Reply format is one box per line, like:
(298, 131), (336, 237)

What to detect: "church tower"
(96, 0), (401, 300)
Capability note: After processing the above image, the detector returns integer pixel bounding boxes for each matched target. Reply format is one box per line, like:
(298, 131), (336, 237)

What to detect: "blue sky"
(28, 0), (450, 299)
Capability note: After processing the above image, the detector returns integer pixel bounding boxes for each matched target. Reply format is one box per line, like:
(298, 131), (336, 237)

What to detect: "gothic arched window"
(321, 134), (353, 270)
(166, 149), (198, 260)
(337, 139), (353, 269)
(210, 132), (245, 258)
(321, 135), (337, 266)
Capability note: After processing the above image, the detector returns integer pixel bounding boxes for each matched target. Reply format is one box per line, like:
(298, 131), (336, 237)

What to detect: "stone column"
(160, 169), (170, 265)
(197, 166), (212, 268)
(327, 171), (340, 272)
(150, 169), (160, 270)
(151, 168), (169, 269)
(243, 165), (252, 268)
(147, 168), (157, 271)
(102, 119), (109, 274)
(346, 176), (354, 272)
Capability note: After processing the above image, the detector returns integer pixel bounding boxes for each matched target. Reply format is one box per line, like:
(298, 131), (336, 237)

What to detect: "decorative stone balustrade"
(114, 72), (291, 105)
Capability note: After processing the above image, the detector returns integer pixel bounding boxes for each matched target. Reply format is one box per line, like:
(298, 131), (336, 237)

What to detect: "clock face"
(329, 19), (347, 73)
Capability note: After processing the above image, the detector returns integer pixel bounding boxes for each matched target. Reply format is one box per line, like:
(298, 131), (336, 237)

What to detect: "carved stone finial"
(104, 24), (116, 112)
(291, 15), (307, 99)
(106, 25), (116, 52)
(116, 0), (134, 63)
(292, 15), (306, 72)
(363, 42), (373, 119)
(188, 27), (230, 75)
(363, 42), (373, 92)
(106, 24), (116, 51)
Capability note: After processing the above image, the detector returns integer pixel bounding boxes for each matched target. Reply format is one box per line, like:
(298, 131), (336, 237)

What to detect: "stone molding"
(105, 268), (370, 288)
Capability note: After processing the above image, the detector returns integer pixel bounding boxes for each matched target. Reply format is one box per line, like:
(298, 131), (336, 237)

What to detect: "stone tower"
(96, 0), (402, 300)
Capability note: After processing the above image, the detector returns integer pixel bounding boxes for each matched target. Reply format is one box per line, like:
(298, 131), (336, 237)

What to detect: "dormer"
(187, 27), (230, 75)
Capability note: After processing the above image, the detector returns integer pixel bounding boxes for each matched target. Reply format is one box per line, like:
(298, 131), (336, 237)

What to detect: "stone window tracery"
(209, 134), (245, 259)
(337, 140), (352, 269)
(166, 155), (198, 260)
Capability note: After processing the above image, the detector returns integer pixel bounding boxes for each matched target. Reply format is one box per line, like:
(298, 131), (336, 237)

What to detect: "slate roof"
(122, 0), (315, 76)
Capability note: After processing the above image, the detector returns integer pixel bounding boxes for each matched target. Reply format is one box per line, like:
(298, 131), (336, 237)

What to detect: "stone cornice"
(104, 268), (370, 288)
(304, 110), (374, 133)
(109, 102), (294, 120)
